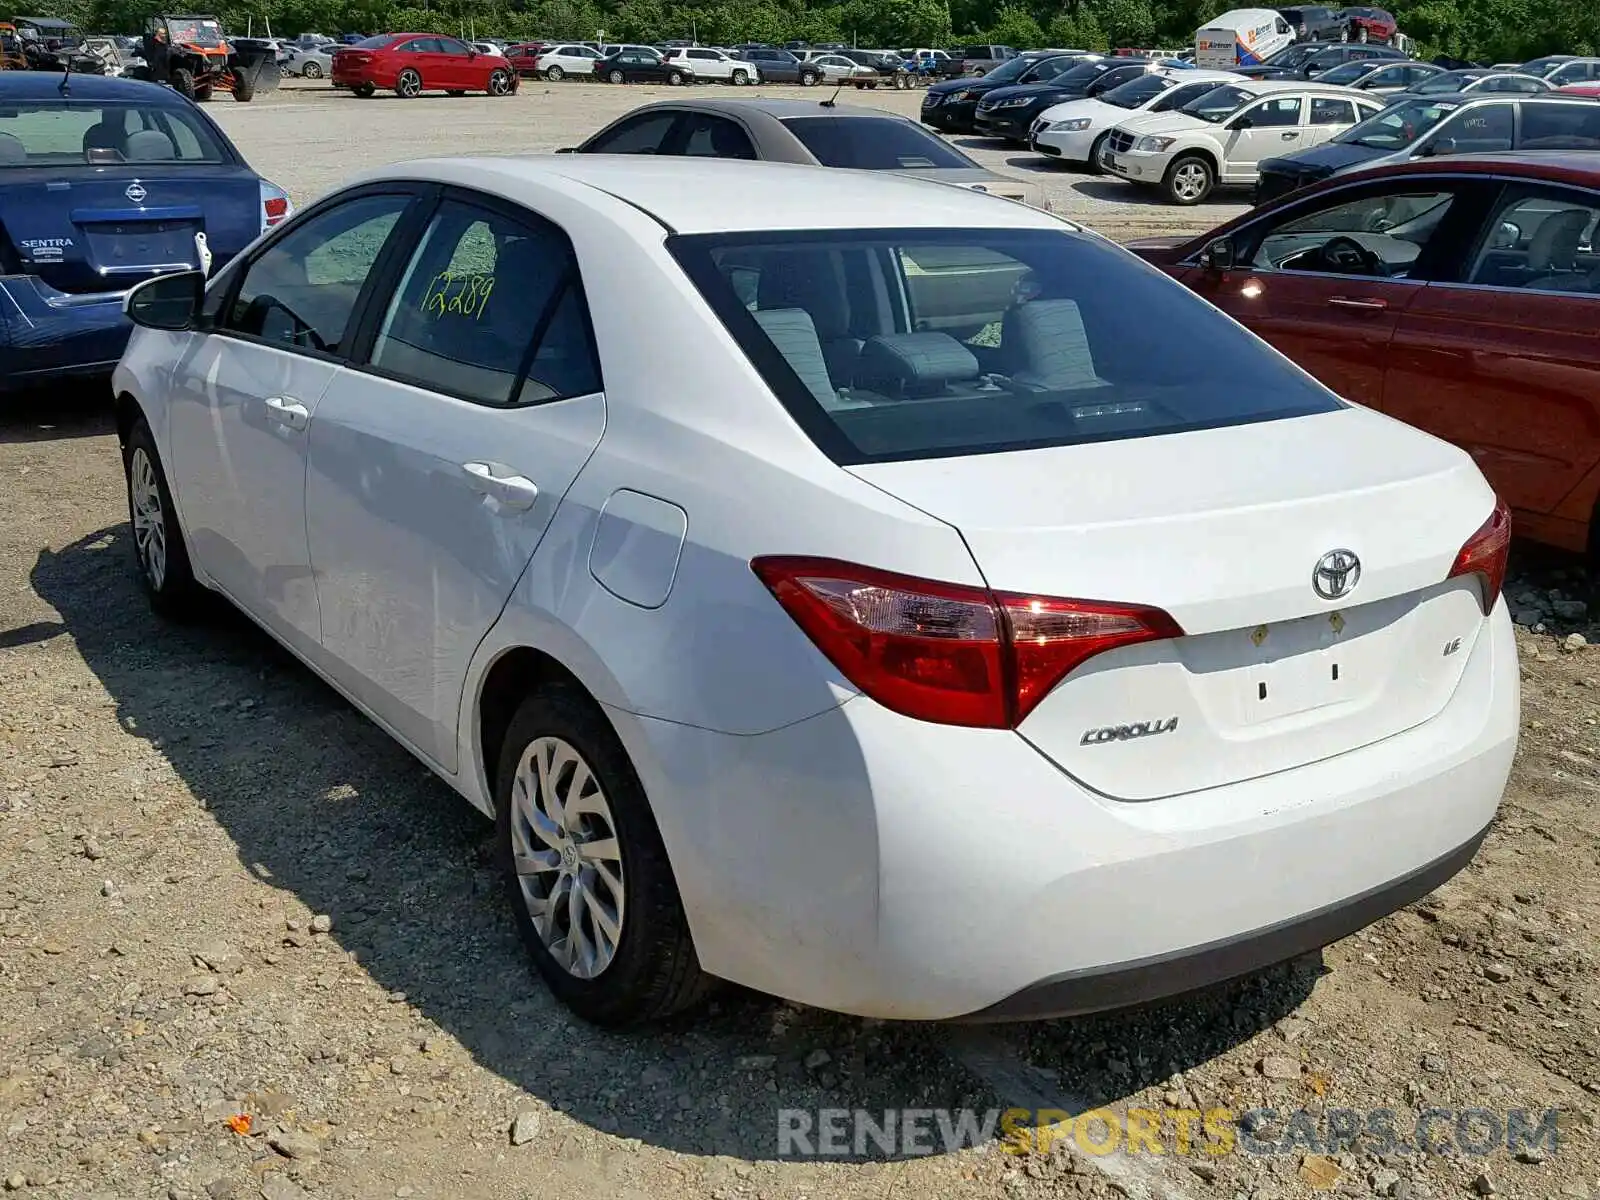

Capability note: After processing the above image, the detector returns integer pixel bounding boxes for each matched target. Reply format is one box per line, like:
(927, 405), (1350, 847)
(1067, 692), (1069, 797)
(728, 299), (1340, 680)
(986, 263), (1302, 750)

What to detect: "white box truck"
(1195, 8), (1294, 68)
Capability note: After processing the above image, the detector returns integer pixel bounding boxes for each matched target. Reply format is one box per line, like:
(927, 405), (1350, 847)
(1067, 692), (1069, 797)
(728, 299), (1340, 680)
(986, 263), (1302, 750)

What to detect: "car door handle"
(1327, 296), (1389, 311)
(1281, 130), (1300, 138)
(263, 396), (310, 431)
(461, 461), (539, 510)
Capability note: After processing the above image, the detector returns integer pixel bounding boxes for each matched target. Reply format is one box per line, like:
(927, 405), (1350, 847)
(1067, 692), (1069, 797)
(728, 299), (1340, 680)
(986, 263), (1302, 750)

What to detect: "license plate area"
(1229, 610), (1360, 726)
(80, 219), (201, 272)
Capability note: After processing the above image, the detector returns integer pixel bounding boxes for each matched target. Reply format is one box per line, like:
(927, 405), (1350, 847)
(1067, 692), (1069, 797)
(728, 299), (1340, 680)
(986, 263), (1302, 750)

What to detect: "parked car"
(1239, 42), (1406, 80)
(600, 44), (661, 60)
(811, 54), (882, 86)
(1336, 7), (1398, 43)
(111, 153), (1515, 1026)
(594, 50), (690, 86)
(838, 48), (913, 85)
(1127, 152), (1600, 557)
(1232, 38), (1332, 78)
(331, 34), (516, 98)
(570, 98), (1049, 209)
(504, 42), (545, 76)
(899, 47), (961, 78)
(1195, 9), (1296, 70)
(954, 43), (1019, 75)
(732, 47), (823, 86)
(1522, 54), (1580, 78)
(471, 40), (506, 57)
(975, 58), (1158, 143)
(1382, 69), (1552, 107)
(1543, 58), (1600, 88)
(1276, 6), (1346, 41)
(1100, 79), (1384, 203)
(1031, 68), (1242, 169)
(281, 45), (333, 79)
(534, 43), (602, 81)
(1310, 59), (1441, 93)
(0, 72), (288, 391)
(1254, 93), (1600, 203)
(921, 51), (1092, 134)
(663, 46), (757, 85)
(1559, 83), (1600, 99)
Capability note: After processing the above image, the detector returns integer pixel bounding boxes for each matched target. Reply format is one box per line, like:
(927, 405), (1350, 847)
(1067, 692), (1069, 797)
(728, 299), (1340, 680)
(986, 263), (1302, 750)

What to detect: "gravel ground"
(1, 79), (1598, 1200)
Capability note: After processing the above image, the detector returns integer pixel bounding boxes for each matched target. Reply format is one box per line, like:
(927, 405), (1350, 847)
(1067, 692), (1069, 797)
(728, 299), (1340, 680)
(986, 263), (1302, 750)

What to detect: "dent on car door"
(1187, 181), (1472, 406)
(304, 193), (607, 771)
(1383, 184), (1600, 551)
(166, 190), (417, 659)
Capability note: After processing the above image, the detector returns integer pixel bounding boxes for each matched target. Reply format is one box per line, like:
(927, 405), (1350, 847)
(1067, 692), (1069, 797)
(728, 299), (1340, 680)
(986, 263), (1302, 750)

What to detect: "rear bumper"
(620, 599), (1517, 1020)
(0, 276), (130, 390)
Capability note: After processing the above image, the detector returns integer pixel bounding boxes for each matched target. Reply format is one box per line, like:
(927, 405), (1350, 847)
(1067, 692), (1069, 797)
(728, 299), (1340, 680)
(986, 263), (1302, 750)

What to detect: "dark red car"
(1128, 153), (1600, 557)
(1336, 7), (1398, 44)
(331, 33), (516, 98)
(505, 42), (545, 77)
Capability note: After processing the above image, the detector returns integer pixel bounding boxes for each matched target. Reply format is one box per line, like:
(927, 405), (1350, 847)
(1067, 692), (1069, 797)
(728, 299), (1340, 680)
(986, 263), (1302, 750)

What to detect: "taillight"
(1447, 496), (1511, 614)
(751, 556), (1181, 729)
(259, 179), (292, 233)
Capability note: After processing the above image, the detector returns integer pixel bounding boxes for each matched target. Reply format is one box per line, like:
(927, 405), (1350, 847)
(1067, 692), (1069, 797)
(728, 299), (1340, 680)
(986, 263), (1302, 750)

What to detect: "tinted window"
(583, 112), (678, 154)
(437, 38), (470, 55)
(369, 200), (601, 406)
(226, 193), (409, 353)
(1468, 187), (1600, 293)
(1317, 62), (1369, 86)
(1156, 81), (1229, 111)
(1241, 97), (1302, 127)
(679, 114), (756, 159)
(0, 101), (230, 165)
(1185, 84), (1252, 122)
(1102, 74), (1171, 108)
(1430, 103), (1512, 152)
(670, 230), (1340, 465)
(1310, 97), (1356, 124)
(1482, 74), (1544, 93)
(1335, 98), (1459, 148)
(780, 117), (976, 169)
(355, 35), (391, 48)
(1519, 103), (1600, 149)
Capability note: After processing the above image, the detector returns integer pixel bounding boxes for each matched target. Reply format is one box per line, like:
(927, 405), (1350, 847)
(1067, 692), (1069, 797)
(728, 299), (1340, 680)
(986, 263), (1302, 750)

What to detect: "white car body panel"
(112, 156), (1517, 1021)
(1031, 70), (1240, 161)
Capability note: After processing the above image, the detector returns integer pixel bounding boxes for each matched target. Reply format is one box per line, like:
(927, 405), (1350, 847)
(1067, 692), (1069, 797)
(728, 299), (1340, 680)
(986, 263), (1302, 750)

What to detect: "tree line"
(37, 0), (1599, 62)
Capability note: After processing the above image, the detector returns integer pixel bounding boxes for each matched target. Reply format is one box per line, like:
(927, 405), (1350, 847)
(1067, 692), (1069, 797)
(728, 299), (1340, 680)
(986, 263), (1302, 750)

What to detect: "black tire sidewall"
(494, 688), (699, 1027)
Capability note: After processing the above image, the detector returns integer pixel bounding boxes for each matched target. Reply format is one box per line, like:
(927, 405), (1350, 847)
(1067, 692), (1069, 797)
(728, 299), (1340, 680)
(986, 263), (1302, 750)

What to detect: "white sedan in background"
(1031, 67), (1240, 169)
(112, 155), (1515, 1026)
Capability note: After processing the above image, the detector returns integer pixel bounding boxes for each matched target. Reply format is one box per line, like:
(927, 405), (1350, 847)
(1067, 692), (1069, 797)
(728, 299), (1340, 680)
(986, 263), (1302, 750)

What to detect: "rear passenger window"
(1520, 103), (1600, 149)
(680, 114), (757, 159)
(367, 199), (601, 406)
(1310, 98), (1356, 125)
(225, 193), (410, 354)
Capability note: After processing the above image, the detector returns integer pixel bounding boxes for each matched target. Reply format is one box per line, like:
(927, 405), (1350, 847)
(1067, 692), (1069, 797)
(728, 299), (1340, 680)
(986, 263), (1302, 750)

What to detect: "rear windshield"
(779, 116), (977, 169)
(670, 228), (1340, 465)
(355, 35), (393, 48)
(0, 101), (230, 166)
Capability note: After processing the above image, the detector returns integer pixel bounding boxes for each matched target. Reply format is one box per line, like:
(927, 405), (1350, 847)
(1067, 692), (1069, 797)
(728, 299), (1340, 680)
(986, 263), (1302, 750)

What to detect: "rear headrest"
(856, 331), (979, 392)
(82, 118), (124, 154)
(125, 129), (175, 161)
(0, 132), (24, 165)
(756, 249), (849, 340)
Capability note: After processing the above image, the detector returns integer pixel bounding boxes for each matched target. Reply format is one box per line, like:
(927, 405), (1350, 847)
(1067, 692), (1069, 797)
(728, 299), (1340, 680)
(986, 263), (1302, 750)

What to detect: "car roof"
(1349, 152), (1600, 186)
(0, 71), (189, 101)
(354, 156), (1068, 236)
(628, 96), (911, 120)
(1239, 78), (1365, 94)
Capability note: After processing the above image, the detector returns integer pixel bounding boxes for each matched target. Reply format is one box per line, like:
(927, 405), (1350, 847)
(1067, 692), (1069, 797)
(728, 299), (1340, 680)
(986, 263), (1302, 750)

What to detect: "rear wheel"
(169, 66), (196, 98)
(495, 687), (711, 1027)
(798, 69), (820, 87)
(1356, 25), (1369, 42)
(489, 68), (513, 95)
(353, 82), (375, 98)
(607, 68), (624, 84)
(123, 417), (202, 619)
(730, 68), (749, 85)
(395, 67), (422, 98)
(301, 60), (322, 78)
(232, 71), (255, 101)
(1163, 154), (1215, 205)
(193, 84), (212, 101)
(544, 64), (564, 81)
(667, 70), (685, 85)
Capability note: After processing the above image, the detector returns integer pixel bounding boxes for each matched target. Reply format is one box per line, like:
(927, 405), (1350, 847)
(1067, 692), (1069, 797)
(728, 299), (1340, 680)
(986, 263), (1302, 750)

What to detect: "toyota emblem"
(125, 183), (147, 204)
(1312, 549), (1361, 601)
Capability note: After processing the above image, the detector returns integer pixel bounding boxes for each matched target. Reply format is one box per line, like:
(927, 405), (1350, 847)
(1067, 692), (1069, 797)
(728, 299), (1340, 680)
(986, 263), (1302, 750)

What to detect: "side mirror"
(125, 269), (204, 330)
(1200, 237), (1235, 272)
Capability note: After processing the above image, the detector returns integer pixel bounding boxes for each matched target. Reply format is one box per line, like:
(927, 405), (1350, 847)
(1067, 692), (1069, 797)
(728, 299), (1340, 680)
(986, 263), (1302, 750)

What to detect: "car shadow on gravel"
(0, 381), (115, 445)
(29, 523), (1314, 1162)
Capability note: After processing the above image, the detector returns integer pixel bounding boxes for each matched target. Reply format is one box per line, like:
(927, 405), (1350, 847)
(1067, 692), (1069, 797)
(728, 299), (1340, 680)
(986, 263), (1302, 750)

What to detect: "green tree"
(985, 3), (1042, 47)
(1048, 7), (1108, 49)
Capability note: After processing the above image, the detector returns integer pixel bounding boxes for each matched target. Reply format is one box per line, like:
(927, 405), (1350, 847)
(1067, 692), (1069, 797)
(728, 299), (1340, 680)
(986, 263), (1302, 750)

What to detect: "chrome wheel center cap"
(560, 842), (579, 872)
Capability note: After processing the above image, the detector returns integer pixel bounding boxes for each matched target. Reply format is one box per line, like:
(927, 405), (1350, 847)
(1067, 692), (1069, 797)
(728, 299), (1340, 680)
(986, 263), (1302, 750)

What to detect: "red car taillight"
(751, 556), (1181, 729)
(1447, 496), (1511, 614)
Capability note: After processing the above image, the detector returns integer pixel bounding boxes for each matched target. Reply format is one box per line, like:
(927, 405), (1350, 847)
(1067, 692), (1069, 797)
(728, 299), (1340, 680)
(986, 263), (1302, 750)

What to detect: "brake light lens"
(259, 180), (291, 233)
(1447, 496), (1511, 614)
(751, 556), (1181, 729)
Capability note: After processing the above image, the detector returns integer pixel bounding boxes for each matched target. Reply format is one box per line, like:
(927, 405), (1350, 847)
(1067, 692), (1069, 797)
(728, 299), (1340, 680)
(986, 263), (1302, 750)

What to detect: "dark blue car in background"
(0, 71), (289, 391)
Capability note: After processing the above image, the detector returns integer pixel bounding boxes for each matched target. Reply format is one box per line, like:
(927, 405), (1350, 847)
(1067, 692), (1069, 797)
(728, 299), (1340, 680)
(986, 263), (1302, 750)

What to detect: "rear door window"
(677, 114), (757, 159)
(1519, 103), (1600, 149)
(1311, 98), (1356, 125)
(669, 229), (1340, 464)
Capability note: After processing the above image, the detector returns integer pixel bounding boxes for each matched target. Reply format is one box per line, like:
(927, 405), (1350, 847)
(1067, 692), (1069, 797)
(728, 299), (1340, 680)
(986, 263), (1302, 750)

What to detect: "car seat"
(708, 120), (756, 159)
(1001, 298), (1106, 391)
(755, 249), (863, 388)
(0, 132), (25, 165)
(82, 116), (126, 157)
(1522, 208), (1593, 290)
(753, 308), (842, 408)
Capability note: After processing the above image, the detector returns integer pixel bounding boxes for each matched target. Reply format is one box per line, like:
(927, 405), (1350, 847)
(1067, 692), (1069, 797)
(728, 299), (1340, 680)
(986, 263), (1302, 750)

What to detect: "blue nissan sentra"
(0, 71), (289, 391)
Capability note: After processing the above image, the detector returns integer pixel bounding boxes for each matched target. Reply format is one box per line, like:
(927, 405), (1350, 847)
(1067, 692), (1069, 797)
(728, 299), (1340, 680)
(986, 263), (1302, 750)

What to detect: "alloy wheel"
(1173, 162), (1209, 202)
(490, 69), (511, 94)
(398, 69), (420, 97)
(129, 448), (167, 591)
(509, 736), (626, 980)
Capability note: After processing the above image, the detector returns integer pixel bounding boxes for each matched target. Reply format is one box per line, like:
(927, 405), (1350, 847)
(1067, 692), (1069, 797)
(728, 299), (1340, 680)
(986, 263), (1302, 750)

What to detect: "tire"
(667, 70), (685, 85)
(1356, 25), (1369, 42)
(123, 417), (202, 619)
(193, 84), (212, 101)
(301, 60), (321, 78)
(607, 68), (624, 84)
(353, 82), (375, 98)
(1087, 131), (1110, 174)
(798, 70), (819, 86)
(1163, 154), (1215, 205)
(893, 71), (909, 89)
(1339, 27), (1350, 41)
(395, 67), (422, 98)
(495, 687), (711, 1027)
(544, 64), (564, 81)
(489, 68), (512, 95)
(169, 66), (196, 99)
(232, 71), (255, 102)
(730, 68), (749, 85)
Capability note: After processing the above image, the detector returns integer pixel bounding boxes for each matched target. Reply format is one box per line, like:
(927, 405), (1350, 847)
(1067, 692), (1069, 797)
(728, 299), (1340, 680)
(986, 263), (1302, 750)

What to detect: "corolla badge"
(1312, 549), (1361, 601)
(125, 182), (147, 203)
(1080, 717), (1179, 746)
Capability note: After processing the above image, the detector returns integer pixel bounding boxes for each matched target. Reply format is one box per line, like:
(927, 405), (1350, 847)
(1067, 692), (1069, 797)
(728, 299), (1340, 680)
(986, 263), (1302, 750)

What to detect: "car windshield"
(1053, 61), (1110, 87)
(0, 100), (230, 165)
(1334, 98), (1459, 148)
(166, 18), (223, 46)
(670, 229), (1339, 465)
(780, 116), (978, 169)
(1265, 43), (1320, 69)
(1184, 84), (1253, 122)
(1416, 71), (1482, 93)
(982, 57), (1033, 82)
(1101, 74), (1172, 108)
(1317, 62), (1372, 86)
(354, 35), (391, 48)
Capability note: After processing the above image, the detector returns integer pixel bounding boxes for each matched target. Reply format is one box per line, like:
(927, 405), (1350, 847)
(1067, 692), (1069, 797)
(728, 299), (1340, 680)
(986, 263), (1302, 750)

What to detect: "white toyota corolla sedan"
(112, 155), (1518, 1027)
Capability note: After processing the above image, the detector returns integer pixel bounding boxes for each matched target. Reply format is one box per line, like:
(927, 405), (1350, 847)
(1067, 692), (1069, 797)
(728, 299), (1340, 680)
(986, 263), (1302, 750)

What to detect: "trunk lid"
(0, 166), (260, 293)
(847, 408), (1498, 800)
